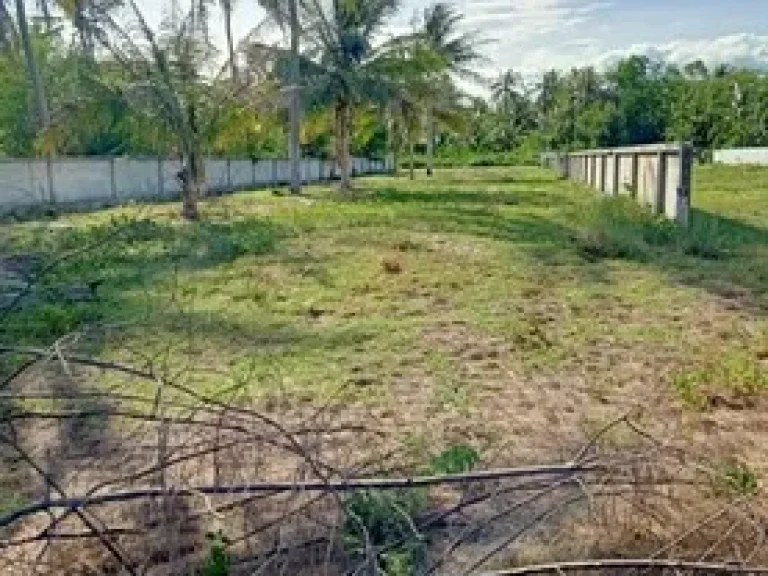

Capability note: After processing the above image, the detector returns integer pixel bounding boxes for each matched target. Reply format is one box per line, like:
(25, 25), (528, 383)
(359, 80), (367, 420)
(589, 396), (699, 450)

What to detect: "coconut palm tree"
(91, 0), (267, 219)
(253, 0), (403, 192)
(418, 2), (483, 175)
(491, 70), (521, 115)
(252, 1), (451, 191)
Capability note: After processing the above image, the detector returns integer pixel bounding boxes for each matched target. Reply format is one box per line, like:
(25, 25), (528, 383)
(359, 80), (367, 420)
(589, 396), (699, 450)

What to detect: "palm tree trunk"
(0, 1), (17, 51)
(39, 0), (54, 34)
(180, 104), (205, 220)
(223, 1), (237, 81)
(75, 0), (95, 61)
(426, 106), (435, 176)
(15, 0), (50, 132)
(335, 99), (352, 192)
(181, 144), (205, 221)
(288, 0), (301, 194)
(409, 139), (415, 180)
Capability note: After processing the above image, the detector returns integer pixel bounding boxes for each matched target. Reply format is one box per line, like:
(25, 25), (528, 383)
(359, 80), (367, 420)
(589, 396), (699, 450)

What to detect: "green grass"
(2, 164), (768, 463)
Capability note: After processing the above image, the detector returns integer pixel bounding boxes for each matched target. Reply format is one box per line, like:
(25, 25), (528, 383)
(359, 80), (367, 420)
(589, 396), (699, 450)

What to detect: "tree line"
(0, 0), (484, 217)
(461, 57), (768, 162)
(2, 1), (768, 217)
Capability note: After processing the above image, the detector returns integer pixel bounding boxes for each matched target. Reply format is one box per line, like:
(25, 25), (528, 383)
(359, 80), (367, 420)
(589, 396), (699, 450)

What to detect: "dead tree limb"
(482, 559), (768, 575)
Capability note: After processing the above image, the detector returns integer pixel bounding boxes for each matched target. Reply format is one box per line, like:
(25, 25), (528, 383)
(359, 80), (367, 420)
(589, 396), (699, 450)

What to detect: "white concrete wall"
(115, 159), (161, 200)
(0, 156), (389, 212)
(0, 161), (48, 206)
(230, 160), (252, 188)
(565, 143), (693, 225)
(714, 148), (768, 165)
(52, 159), (112, 203)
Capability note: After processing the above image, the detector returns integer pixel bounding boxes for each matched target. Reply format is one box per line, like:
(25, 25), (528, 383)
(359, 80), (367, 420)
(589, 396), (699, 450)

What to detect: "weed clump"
(574, 197), (726, 261)
(672, 351), (768, 410)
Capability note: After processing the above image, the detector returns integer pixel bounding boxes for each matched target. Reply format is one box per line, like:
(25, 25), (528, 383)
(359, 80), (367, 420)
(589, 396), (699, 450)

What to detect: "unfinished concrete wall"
(564, 143), (693, 225)
(0, 156), (389, 212)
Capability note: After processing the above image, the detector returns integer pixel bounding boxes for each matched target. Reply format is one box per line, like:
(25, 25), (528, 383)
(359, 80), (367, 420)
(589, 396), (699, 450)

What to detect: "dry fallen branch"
(481, 559), (768, 575)
(0, 461), (606, 528)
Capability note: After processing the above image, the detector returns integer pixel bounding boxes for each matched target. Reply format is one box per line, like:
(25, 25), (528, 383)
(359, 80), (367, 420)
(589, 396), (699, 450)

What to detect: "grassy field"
(2, 164), (768, 569)
(3, 164), (768, 452)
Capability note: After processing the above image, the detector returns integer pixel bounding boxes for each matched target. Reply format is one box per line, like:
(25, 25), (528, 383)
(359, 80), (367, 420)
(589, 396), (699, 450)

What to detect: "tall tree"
(491, 70), (521, 114)
(418, 1), (482, 175)
(90, 0), (266, 219)
(272, 0), (407, 192)
(258, 0), (301, 194)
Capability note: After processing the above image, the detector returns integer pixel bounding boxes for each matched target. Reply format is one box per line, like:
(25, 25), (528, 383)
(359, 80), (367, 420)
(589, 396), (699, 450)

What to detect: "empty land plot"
(2, 165), (767, 573)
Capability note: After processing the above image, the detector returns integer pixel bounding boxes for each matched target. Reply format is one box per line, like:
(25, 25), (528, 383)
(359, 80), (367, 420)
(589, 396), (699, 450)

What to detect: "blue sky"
(127, 0), (768, 78)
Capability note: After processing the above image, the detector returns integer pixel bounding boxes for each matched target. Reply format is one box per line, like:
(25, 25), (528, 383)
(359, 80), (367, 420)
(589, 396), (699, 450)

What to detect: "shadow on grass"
(365, 178), (577, 204)
(569, 198), (768, 313)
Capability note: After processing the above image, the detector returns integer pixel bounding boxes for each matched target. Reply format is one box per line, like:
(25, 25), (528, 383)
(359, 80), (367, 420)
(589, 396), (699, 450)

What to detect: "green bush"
(672, 352), (768, 410)
(340, 444), (481, 575)
(202, 532), (232, 576)
(722, 460), (759, 497)
(574, 197), (726, 262)
(430, 444), (480, 475)
(342, 489), (427, 575)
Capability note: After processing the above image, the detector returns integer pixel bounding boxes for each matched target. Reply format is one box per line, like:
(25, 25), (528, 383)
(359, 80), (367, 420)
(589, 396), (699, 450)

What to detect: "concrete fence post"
(630, 153), (639, 199)
(656, 150), (666, 216)
(46, 156), (55, 204)
(677, 143), (693, 226)
(110, 157), (118, 201)
(561, 143), (692, 225)
(600, 154), (607, 193)
(226, 159), (233, 192)
(157, 157), (164, 196)
(271, 159), (277, 187)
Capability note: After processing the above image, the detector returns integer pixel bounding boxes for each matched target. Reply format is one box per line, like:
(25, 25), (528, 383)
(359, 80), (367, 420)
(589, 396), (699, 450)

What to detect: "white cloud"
(487, 33), (768, 80)
(460, 0), (609, 37)
(596, 33), (768, 71)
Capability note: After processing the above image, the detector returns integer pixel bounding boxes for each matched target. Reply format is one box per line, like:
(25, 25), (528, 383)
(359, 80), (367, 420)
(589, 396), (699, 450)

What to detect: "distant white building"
(713, 148), (768, 165)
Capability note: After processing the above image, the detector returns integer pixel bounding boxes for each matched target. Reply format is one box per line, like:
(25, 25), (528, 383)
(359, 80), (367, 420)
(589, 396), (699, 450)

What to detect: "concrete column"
(46, 156), (55, 204)
(157, 157), (164, 197)
(110, 157), (118, 201)
(599, 155), (607, 193)
(630, 154), (639, 199)
(677, 143), (693, 226)
(656, 151), (667, 216)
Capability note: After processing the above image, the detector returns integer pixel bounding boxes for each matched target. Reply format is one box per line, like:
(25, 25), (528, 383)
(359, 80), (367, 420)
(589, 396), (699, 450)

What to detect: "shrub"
(574, 196), (726, 262)
(342, 489), (427, 575)
(430, 444), (480, 475)
(672, 352), (768, 410)
(340, 444), (481, 574)
(202, 531), (231, 576)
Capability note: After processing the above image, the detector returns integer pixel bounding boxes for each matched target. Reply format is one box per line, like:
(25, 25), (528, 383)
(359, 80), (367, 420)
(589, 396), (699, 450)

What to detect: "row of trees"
(1, 0), (483, 218)
(4, 1), (768, 217)
(458, 57), (768, 158)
